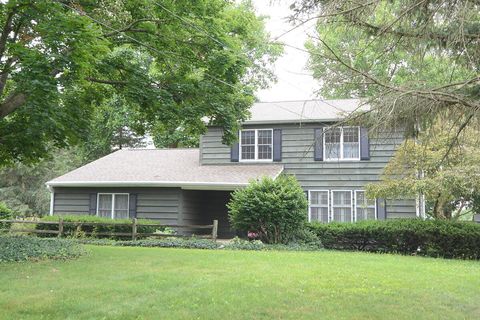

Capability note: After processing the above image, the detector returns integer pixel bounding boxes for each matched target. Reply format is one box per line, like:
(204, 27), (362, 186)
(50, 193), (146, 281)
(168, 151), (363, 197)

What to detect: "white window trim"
(354, 190), (377, 221)
(239, 128), (274, 162)
(331, 190), (354, 222)
(323, 126), (361, 161)
(96, 193), (130, 219)
(308, 190), (330, 223)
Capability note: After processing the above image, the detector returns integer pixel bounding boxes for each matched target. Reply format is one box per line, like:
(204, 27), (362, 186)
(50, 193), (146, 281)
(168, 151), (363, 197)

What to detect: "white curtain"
(98, 194), (112, 218)
(114, 194), (129, 219)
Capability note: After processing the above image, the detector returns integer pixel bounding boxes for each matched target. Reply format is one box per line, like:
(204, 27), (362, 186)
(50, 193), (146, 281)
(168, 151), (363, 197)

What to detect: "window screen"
(309, 191), (329, 223)
(355, 191), (376, 221)
(332, 191), (352, 222)
(98, 194), (113, 218)
(97, 194), (129, 219)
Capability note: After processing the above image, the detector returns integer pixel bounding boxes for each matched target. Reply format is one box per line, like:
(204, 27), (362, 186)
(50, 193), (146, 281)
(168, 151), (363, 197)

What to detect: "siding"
(52, 187), (181, 224)
(200, 123), (416, 218)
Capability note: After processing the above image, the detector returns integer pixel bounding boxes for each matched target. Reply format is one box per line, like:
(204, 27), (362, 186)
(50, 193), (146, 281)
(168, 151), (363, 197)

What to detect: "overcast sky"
(252, 0), (319, 102)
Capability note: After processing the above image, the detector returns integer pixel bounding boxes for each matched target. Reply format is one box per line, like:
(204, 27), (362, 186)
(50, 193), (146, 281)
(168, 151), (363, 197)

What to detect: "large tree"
(0, 0), (281, 165)
(292, 0), (479, 137)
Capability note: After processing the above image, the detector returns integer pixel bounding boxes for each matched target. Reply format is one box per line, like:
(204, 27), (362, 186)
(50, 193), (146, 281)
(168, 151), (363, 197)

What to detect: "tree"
(291, 0), (479, 141)
(0, 0), (281, 165)
(0, 147), (85, 215)
(366, 120), (480, 220)
(227, 175), (308, 244)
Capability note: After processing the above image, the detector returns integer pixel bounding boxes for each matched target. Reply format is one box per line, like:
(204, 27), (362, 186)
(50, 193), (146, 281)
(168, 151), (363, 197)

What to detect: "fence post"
(58, 218), (64, 238)
(132, 218), (137, 241)
(212, 219), (218, 242)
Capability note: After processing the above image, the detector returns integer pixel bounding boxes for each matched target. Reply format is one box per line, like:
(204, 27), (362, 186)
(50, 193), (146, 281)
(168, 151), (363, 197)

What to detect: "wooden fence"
(0, 219), (218, 241)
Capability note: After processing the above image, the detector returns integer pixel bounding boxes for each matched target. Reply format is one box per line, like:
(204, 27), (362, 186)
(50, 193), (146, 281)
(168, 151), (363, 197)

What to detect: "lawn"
(1, 246), (479, 320)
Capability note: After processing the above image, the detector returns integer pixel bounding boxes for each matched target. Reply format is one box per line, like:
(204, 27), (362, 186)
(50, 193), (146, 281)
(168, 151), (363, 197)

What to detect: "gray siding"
(200, 123), (417, 218)
(52, 187), (181, 224)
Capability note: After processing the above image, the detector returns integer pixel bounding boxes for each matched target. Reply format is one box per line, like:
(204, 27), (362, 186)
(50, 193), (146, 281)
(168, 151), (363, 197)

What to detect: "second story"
(200, 99), (404, 171)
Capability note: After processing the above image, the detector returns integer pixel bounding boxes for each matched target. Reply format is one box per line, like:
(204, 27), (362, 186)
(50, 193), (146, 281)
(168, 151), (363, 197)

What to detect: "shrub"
(0, 235), (86, 262)
(35, 215), (161, 240)
(308, 219), (480, 259)
(228, 175), (308, 244)
(0, 202), (14, 231)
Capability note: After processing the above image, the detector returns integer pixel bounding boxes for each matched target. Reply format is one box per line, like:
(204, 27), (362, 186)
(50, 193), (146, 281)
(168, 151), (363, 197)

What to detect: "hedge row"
(36, 215), (162, 240)
(0, 235), (86, 262)
(307, 219), (480, 259)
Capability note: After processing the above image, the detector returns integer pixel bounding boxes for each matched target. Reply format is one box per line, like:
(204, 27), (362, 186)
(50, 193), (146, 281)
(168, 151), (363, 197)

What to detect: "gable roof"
(244, 99), (369, 124)
(47, 149), (283, 190)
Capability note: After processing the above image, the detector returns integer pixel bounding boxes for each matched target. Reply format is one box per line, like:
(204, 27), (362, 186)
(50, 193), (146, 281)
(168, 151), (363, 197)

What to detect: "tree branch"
(0, 92), (26, 119)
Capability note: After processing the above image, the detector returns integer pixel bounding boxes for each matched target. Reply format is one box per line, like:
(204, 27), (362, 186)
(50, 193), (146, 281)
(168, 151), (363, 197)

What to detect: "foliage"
(227, 175), (308, 244)
(0, 147), (85, 216)
(366, 123), (480, 219)
(2, 246), (480, 319)
(36, 215), (161, 240)
(296, 0), (479, 142)
(0, 235), (86, 262)
(308, 219), (480, 259)
(0, 0), (282, 165)
(0, 201), (14, 230)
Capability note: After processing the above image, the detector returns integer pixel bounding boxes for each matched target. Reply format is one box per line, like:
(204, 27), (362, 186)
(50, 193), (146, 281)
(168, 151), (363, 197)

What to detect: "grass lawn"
(1, 246), (479, 320)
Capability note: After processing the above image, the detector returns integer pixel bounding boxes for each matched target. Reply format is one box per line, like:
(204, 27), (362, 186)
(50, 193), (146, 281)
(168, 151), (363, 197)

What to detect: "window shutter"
(376, 198), (386, 220)
(273, 129), (282, 162)
(129, 194), (137, 218)
(360, 127), (370, 160)
(89, 194), (97, 215)
(230, 135), (239, 162)
(314, 127), (324, 161)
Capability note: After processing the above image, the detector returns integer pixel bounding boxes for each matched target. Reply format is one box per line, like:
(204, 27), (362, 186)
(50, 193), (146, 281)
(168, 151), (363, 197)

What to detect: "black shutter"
(231, 131), (239, 162)
(376, 198), (386, 220)
(314, 127), (324, 161)
(89, 194), (97, 215)
(273, 129), (282, 162)
(360, 127), (370, 160)
(129, 194), (137, 219)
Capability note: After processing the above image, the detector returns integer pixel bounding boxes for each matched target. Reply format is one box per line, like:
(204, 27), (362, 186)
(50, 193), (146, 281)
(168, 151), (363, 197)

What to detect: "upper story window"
(97, 193), (129, 219)
(240, 129), (273, 161)
(324, 127), (360, 161)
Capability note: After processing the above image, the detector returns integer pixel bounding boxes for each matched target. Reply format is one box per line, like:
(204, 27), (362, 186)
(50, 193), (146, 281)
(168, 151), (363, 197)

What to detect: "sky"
(252, 0), (319, 102)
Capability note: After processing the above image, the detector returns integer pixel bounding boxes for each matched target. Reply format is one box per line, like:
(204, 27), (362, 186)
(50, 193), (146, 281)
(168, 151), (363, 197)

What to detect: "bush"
(308, 219), (480, 259)
(35, 215), (161, 240)
(0, 202), (14, 231)
(228, 175), (308, 244)
(0, 235), (86, 262)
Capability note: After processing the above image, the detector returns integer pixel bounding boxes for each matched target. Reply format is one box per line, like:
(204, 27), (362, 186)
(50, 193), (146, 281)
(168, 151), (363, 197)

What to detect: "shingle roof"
(244, 99), (369, 124)
(47, 149), (283, 190)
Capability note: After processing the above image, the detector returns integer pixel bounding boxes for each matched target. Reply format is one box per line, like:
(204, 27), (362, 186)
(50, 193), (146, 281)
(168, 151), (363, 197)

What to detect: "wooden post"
(132, 218), (137, 241)
(58, 218), (64, 238)
(212, 219), (218, 242)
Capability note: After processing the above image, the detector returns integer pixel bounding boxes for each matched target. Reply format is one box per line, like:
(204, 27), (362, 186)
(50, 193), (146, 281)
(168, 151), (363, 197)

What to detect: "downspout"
(47, 185), (54, 216)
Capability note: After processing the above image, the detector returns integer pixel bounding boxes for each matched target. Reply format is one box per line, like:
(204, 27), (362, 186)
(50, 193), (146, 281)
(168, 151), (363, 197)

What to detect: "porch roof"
(46, 149), (284, 191)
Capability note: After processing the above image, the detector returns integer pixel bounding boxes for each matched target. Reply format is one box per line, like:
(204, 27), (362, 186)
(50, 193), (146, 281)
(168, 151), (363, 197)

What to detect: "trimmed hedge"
(36, 215), (162, 240)
(308, 219), (480, 259)
(0, 235), (86, 262)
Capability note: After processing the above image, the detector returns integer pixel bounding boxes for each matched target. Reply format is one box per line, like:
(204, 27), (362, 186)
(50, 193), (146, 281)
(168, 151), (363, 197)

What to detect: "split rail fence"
(0, 219), (218, 241)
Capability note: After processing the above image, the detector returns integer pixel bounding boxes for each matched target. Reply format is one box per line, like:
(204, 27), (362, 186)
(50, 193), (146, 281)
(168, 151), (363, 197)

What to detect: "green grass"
(1, 246), (479, 320)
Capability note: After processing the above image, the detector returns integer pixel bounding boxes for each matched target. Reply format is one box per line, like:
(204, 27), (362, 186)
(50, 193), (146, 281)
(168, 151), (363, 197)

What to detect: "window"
(324, 127), (360, 160)
(240, 129), (273, 161)
(355, 191), (376, 221)
(331, 191), (353, 222)
(309, 190), (329, 223)
(97, 193), (129, 219)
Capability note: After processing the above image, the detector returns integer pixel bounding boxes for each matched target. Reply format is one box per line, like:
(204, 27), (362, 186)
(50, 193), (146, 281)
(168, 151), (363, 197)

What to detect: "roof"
(47, 149), (284, 190)
(244, 99), (369, 124)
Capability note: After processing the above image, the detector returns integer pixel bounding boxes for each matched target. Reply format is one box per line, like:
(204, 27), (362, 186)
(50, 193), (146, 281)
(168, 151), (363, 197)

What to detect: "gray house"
(47, 99), (422, 237)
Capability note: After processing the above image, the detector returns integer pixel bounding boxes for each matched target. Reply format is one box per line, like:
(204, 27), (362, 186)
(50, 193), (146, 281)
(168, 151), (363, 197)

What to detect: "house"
(46, 99), (422, 237)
